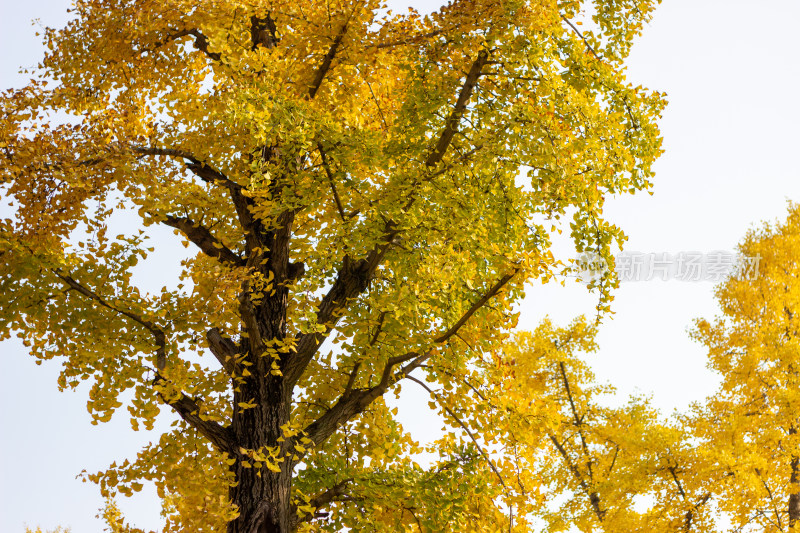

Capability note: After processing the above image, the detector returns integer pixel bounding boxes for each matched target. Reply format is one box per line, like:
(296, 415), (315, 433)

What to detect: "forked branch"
(548, 433), (605, 522)
(131, 146), (241, 191)
(294, 268), (520, 458)
(290, 478), (353, 528)
(131, 146), (255, 241)
(285, 230), (398, 386)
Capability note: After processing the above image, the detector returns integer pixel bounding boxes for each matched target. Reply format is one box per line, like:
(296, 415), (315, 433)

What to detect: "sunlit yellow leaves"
(1, 0), (663, 530)
(690, 202), (800, 533)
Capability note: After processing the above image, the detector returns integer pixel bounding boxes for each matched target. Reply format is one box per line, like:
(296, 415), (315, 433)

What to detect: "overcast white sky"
(3, 1), (800, 531)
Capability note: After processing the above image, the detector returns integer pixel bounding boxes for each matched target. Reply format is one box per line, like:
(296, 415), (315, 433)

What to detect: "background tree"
(0, 0), (662, 531)
(691, 203), (800, 533)
(482, 319), (714, 533)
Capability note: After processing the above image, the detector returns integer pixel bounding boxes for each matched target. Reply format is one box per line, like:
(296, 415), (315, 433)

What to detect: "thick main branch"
(425, 50), (489, 167)
(154, 28), (222, 61)
(132, 146), (256, 246)
(308, 23), (348, 98)
(53, 271), (234, 453)
(162, 215), (244, 266)
(285, 233), (396, 386)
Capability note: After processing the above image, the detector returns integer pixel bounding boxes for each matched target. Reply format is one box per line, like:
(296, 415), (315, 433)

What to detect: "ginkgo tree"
(475, 319), (715, 533)
(0, 0), (663, 531)
(691, 203), (800, 533)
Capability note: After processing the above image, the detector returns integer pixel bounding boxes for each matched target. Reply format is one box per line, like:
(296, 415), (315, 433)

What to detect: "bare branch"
(559, 14), (602, 61)
(434, 267), (518, 343)
(343, 362), (361, 396)
(558, 361), (594, 482)
(318, 144), (347, 221)
(291, 479), (353, 528)
(298, 351), (419, 455)
(250, 14), (279, 50)
(131, 146), (242, 191)
(669, 466), (688, 501)
(285, 50), (501, 384)
(184, 29), (222, 61)
(285, 232), (397, 386)
(755, 468), (785, 531)
(669, 465), (709, 533)
(685, 493), (712, 532)
(153, 374), (234, 453)
(420, 364), (489, 402)
(131, 146), (255, 243)
(548, 433), (605, 522)
(54, 272), (167, 367)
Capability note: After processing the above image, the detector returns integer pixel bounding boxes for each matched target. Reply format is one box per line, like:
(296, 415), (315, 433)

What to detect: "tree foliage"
(0, 0), (663, 531)
(484, 320), (715, 533)
(691, 203), (800, 533)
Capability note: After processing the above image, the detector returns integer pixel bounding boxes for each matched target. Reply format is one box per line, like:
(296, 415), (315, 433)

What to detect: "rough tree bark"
(214, 18), (492, 530)
(789, 426), (800, 529)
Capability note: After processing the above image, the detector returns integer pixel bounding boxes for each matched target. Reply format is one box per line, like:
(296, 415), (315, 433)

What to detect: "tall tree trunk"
(226, 198), (297, 532)
(228, 260), (295, 533)
(789, 454), (800, 530)
(227, 374), (293, 533)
